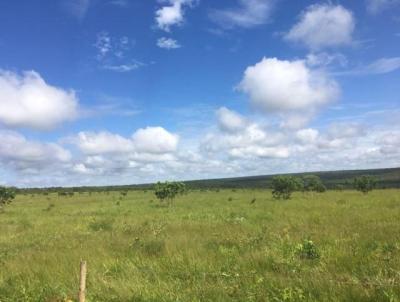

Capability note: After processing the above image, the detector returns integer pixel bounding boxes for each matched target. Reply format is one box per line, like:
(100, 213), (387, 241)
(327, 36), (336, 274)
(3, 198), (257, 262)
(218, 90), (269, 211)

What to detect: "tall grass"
(0, 189), (399, 301)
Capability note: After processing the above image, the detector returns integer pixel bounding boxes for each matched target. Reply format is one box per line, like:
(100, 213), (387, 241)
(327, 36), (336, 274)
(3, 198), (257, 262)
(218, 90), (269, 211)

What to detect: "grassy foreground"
(0, 190), (399, 301)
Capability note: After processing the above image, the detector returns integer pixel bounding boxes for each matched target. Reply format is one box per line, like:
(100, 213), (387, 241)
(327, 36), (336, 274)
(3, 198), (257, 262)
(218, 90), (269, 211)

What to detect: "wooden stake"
(78, 260), (87, 302)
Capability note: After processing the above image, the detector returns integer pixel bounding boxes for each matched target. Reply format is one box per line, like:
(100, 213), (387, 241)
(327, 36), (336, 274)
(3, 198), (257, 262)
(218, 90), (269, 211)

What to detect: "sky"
(0, 0), (399, 187)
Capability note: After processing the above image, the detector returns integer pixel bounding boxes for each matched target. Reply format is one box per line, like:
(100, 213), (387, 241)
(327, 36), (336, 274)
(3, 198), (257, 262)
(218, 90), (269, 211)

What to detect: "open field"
(1, 189), (400, 301)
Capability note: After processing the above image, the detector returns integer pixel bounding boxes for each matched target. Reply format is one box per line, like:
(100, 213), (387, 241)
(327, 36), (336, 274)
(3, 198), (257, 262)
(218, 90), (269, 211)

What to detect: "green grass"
(0, 189), (399, 301)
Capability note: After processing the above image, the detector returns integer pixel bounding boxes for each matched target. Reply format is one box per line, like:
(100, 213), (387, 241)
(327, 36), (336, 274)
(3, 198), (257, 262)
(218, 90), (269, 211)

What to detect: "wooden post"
(78, 260), (87, 302)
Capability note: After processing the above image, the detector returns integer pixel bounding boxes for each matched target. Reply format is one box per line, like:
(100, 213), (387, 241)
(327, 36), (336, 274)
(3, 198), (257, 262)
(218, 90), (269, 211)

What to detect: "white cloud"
(378, 131), (400, 154)
(327, 122), (365, 139)
(339, 57), (400, 75)
(94, 32), (140, 72)
(306, 52), (348, 68)
(229, 146), (289, 159)
(296, 128), (319, 144)
(94, 32), (112, 60)
(155, 0), (197, 32)
(132, 127), (179, 154)
(0, 130), (71, 174)
(209, 0), (275, 29)
(157, 37), (181, 49)
(0, 70), (79, 130)
(285, 4), (355, 50)
(74, 131), (134, 155)
(102, 63), (142, 72)
(238, 57), (339, 115)
(216, 107), (247, 133)
(73, 127), (179, 156)
(366, 0), (400, 14)
(202, 109), (288, 160)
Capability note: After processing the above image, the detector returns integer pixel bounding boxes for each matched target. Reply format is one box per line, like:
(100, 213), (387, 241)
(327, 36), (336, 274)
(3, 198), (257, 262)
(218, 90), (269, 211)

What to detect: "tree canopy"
(271, 176), (303, 200)
(0, 186), (16, 209)
(154, 181), (186, 205)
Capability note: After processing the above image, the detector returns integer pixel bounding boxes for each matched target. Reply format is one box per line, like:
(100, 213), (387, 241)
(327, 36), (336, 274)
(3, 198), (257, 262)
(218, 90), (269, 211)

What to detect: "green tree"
(303, 175), (326, 193)
(154, 181), (186, 205)
(271, 176), (303, 200)
(353, 175), (377, 194)
(0, 186), (16, 210)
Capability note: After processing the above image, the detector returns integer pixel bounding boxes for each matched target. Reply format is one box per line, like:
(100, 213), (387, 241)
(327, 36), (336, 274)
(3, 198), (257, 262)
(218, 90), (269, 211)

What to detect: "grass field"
(1, 189), (399, 301)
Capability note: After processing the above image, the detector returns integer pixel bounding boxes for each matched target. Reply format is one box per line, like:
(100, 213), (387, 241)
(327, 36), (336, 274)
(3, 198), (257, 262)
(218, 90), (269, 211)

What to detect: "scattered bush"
(271, 176), (303, 199)
(354, 175), (377, 194)
(302, 175), (326, 193)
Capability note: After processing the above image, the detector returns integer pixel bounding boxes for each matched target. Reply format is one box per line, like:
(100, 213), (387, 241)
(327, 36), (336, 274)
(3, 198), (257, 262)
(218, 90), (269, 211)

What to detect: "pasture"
(0, 189), (399, 301)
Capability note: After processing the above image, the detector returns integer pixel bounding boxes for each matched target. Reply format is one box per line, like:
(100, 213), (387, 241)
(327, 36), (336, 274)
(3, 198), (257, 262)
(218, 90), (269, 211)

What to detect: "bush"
(271, 176), (303, 199)
(295, 239), (320, 260)
(154, 181), (186, 205)
(303, 175), (326, 193)
(354, 175), (377, 194)
(0, 186), (16, 209)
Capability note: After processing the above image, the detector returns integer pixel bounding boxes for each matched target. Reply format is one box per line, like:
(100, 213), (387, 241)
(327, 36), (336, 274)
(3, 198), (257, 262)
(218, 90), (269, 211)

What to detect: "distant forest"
(16, 167), (400, 194)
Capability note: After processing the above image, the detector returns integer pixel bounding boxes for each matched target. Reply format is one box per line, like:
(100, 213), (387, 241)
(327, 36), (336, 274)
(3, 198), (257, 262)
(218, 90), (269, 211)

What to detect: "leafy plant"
(154, 181), (186, 205)
(295, 239), (320, 260)
(354, 175), (377, 194)
(0, 186), (16, 210)
(271, 176), (303, 199)
(302, 175), (326, 193)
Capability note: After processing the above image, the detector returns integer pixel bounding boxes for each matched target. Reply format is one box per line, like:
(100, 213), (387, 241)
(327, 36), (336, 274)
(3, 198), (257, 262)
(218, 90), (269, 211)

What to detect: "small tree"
(0, 186), (16, 210)
(303, 175), (326, 193)
(271, 176), (303, 200)
(154, 181), (186, 205)
(354, 175), (377, 194)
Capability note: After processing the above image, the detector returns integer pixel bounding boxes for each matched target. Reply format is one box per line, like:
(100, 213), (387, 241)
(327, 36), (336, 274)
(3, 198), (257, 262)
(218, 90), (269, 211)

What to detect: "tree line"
(0, 175), (379, 210)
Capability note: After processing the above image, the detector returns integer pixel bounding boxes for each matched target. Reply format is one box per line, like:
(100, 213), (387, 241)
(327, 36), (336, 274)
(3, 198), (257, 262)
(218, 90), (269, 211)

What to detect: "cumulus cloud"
(209, 0), (275, 29)
(296, 128), (319, 144)
(0, 130), (71, 174)
(238, 57), (339, 117)
(327, 122), (365, 139)
(157, 37), (181, 49)
(366, 0), (400, 14)
(202, 108), (288, 160)
(73, 127), (179, 156)
(0, 70), (79, 130)
(74, 131), (134, 155)
(132, 127), (179, 154)
(285, 4), (355, 50)
(155, 0), (197, 32)
(216, 107), (247, 133)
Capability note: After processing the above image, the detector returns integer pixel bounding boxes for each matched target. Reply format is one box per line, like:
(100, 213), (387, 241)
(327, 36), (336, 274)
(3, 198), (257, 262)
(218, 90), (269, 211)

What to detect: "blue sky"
(0, 0), (399, 187)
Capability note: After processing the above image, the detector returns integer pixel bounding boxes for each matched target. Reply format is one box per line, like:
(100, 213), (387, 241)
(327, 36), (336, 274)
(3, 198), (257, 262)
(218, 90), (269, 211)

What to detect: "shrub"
(303, 175), (326, 193)
(0, 186), (16, 210)
(354, 175), (377, 194)
(295, 239), (320, 260)
(271, 176), (303, 199)
(154, 181), (186, 205)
